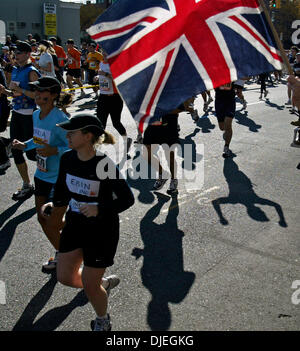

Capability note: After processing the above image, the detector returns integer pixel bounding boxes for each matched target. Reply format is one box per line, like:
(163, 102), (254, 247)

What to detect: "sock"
(96, 314), (108, 321)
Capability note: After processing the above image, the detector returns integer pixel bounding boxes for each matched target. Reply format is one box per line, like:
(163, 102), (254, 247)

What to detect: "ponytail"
(101, 131), (115, 145)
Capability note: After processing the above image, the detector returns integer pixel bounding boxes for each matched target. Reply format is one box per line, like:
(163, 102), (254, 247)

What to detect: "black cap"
(66, 39), (74, 44)
(39, 39), (50, 48)
(57, 113), (104, 134)
(16, 41), (32, 53)
(49, 37), (57, 42)
(29, 76), (61, 94)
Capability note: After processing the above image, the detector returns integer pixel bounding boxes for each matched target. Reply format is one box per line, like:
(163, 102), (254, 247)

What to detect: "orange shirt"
(54, 45), (67, 67)
(67, 47), (81, 69)
(86, 51), (103, 71)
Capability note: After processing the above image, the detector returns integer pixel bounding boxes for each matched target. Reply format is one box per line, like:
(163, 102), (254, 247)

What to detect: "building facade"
(0, 0), (81, 47)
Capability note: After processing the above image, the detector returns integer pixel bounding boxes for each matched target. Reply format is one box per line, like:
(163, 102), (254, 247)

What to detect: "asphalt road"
(0, 78), (299, 332)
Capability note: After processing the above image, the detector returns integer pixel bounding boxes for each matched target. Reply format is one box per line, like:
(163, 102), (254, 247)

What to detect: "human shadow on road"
(132, 193), (195, 331)
(13, 272), (88, 331)
(0, 207), (36, 263)
(196, 114), (216, 133)
(212, 158), (287, 227)
(179, 127), (203, 172)
(264, 99), (285, 111)
(235, 110), (262, 133)
(0, 201), (25, 228)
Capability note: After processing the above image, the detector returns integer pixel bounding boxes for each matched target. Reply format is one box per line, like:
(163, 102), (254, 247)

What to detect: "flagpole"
(258, 0), (293, 75)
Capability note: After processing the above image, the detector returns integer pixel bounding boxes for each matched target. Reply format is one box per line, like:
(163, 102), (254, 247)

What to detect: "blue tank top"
(11, 63), (40, 111)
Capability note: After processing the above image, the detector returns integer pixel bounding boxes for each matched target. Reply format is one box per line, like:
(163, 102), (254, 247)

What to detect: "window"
(32, 23), (41, 29)
(17, 22), (26, 29)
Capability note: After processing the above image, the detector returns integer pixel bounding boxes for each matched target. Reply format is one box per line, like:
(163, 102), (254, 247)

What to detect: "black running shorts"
(59, 211), (120, 268)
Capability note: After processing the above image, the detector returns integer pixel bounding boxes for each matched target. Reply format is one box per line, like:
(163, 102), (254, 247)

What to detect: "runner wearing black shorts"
(215, 83), (236, 158)
(43, 113), (134, 331)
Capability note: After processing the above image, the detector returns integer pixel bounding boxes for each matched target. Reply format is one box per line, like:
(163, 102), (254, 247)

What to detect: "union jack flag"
(88, 0), (282, 132)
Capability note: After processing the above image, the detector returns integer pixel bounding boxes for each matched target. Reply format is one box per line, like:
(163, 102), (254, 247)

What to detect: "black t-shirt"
(53, 150), (134, 218)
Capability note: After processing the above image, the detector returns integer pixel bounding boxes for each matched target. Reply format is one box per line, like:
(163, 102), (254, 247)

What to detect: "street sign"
(44, 3), (57, 36)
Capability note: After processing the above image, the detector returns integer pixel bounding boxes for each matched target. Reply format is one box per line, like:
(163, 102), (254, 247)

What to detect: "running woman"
(0, 41), (40, 200)
(43, 113), (135, 331)
(11, 77), (69, 270)
(96, 50), (132, 152)
(214, 82), (236, 158)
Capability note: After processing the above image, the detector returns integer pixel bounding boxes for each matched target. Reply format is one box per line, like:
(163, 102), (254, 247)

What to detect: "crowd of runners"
(0, 34), (300, 331)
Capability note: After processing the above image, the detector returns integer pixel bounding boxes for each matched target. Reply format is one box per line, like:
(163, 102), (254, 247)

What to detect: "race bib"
(89, 61), (97, 69)
(37, 155), (47, 172)
(66, 174), (100, 197)
(69, 198), (98, 213)
(99, 76), (113, 94)
(33, 127), (51, 145)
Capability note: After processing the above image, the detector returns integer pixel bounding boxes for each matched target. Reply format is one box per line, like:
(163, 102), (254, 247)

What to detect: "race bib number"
(89, 61), (97, 69)
(37, 155), (47, 172)
(69, 198), (98, 213)
(66, 174), (100, 197)
(99, 76), (113, 94)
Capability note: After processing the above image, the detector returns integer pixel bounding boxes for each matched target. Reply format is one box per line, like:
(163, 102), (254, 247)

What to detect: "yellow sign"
(44, 13), (57, 36)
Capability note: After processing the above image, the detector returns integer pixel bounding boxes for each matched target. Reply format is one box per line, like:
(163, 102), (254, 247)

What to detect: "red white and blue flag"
(88, 0), (282, 132)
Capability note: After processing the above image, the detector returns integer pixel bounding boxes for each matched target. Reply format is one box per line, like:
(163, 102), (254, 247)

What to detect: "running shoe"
(104, 275), (120, 297)
(153, 178), (168, 191)
(289, 108), (297, 114)
(222, 146), (232, 158)
(191, 110), (199, 121)
(91, 314), (112, 331)
(0, 160), (11, 171)
(42, 251), (59, 271)
(167, 179), (178, 195)
(12, 184), (34, 201)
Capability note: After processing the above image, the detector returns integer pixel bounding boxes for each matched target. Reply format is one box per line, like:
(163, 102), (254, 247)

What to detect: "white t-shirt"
(38, 52), (56, 78)
(99, 62), (114, 95)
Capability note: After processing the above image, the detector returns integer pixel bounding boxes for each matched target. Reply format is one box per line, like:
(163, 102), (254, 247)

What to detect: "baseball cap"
(29, 76), (61, 94)
(56, 113), (104, 134)
(16, 41), (32, 53)
(2, 46), (9, 50)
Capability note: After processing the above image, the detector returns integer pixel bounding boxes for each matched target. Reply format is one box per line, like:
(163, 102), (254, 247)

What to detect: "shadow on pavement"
(12, 272), (88, 331)
(0, 207), (36, 263)
(132, 193), (195, 331)
(212, 158), (287, 227)
(235, 110), (262, 132)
